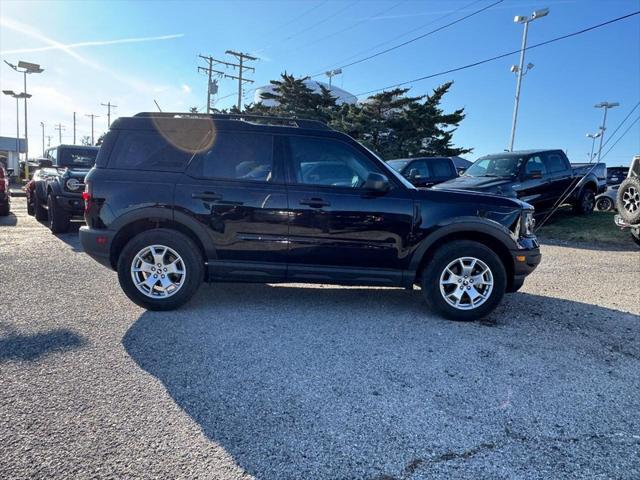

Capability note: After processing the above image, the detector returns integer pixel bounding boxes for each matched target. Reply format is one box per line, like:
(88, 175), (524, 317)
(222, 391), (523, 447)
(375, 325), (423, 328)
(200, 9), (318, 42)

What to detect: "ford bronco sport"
(80, 113), (541, 320)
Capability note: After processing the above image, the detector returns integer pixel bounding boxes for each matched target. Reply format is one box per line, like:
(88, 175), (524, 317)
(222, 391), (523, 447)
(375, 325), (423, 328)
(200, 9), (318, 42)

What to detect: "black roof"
(111, 112), (333, 135)
(49, 144), (99, 150)
(480, 149), (563, 158)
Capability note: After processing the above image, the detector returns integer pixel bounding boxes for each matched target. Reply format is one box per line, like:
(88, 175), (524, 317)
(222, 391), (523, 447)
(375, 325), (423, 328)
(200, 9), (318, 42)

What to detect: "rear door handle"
(192, 191), (222, 201)
(300, 197), (330, 208)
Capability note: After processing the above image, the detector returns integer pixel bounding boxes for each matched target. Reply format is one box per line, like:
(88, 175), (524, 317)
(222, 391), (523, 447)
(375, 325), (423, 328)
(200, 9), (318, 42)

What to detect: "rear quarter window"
(107, 131), (195, 172)
(96, 132), (117, 168)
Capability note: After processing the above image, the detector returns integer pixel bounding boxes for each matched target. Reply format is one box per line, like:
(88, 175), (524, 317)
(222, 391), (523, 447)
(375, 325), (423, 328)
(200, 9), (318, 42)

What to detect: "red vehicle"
(0, 167), (10, 216)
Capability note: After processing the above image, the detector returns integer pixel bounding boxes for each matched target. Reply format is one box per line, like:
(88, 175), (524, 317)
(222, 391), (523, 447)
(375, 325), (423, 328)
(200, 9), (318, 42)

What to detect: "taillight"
(82, 191), (90, 201)
(82, 186), (92, 213)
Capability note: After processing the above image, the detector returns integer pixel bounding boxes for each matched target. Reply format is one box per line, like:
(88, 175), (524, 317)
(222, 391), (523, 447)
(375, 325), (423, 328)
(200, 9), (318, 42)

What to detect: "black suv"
(80, 113), (540, 320)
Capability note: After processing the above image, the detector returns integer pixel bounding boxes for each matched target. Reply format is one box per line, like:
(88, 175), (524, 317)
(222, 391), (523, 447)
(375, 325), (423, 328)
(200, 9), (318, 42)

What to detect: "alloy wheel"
(623, 186), (639, 214)
(130, 245), (186, 299)
(439, 257), (494, 311)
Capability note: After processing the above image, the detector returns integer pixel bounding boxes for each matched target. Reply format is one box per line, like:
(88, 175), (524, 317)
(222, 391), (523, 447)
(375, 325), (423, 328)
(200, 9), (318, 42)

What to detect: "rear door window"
(187, 131), (274, 182)
(544, 152), (567, 173)
(108, 131), (194, 172)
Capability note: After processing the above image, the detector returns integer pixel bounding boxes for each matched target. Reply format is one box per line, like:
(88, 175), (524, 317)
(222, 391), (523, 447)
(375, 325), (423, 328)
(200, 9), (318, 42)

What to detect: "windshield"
(58, 148), (98, 168)
(465, 156), (524, 177)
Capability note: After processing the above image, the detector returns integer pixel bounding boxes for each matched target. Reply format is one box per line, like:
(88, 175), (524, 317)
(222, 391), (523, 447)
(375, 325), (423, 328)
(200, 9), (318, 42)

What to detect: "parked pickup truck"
(434, 149), (606, 214)
(387, 157), (458, 188)
(25, 145), (99, 233)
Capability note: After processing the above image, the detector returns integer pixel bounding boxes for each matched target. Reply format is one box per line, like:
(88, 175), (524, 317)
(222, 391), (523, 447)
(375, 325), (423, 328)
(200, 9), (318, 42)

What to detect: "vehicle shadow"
(0, 212), (18, 227)
(36, 219), (84, 252)
(0, 325), (86, 362)
(123, 284), (639, 479)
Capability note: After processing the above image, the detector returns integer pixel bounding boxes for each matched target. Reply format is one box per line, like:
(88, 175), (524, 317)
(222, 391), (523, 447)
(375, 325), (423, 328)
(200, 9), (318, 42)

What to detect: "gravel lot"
(1, 196), (639, 479)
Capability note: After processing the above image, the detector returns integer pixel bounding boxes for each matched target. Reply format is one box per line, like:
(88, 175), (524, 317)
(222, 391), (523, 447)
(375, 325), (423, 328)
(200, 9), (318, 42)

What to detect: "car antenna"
(153, 99), (162, 112)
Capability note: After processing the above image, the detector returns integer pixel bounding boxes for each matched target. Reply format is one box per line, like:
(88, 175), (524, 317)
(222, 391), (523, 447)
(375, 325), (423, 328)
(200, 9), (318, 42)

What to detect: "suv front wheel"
(117, 229), (204, 311)
(421, 240), (507, 321)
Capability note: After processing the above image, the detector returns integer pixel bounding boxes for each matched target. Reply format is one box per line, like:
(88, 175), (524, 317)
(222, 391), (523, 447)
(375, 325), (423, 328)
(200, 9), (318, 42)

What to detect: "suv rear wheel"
(617, 176), (640, 224)
(34, 192), (48, 221)
(573, 187), (595, 214)
(421, 240), (506, 321)
(117, 229), (204, 311)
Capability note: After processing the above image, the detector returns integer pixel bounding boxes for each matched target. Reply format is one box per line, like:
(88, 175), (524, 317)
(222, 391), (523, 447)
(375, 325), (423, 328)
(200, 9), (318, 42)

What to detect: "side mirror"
(38, 158), (53, 168)
(363, 172), (390, 192)
(526, 169), (543, 179)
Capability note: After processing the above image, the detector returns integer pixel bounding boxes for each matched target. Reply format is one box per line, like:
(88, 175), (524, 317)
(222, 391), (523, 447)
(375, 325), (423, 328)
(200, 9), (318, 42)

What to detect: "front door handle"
(192, 191), (222, 201)
(300, 197), (330, 208)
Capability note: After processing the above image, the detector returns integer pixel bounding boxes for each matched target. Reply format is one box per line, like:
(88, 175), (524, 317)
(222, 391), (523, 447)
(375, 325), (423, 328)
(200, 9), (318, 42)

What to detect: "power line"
(261, 0), (329, 39)
(311, 0), (504, 76)
(100, 101), (118, 128)
(601, 114), (640, 161)
(313, 0), (485, 74)
(355, 10), (640, 96)
(288, 0), (407, 55)
(600, 100), (640, 150)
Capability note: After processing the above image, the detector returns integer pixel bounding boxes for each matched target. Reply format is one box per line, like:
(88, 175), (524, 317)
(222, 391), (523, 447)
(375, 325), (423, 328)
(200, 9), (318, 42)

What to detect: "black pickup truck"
(25, 145), (99, 233)
(435, 149), (607, 214)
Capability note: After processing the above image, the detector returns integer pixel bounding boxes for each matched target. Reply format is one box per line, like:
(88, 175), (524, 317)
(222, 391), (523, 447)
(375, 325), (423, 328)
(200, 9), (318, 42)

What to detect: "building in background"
(0, 137), (26, 179)
(254, 79), (358, 106)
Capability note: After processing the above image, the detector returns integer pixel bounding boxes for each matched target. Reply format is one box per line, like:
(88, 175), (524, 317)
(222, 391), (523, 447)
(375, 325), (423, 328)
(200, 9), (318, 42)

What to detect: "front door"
(282, 135), (414, 286)
(517, 155), (551, 211)
(175, 130), (289, 282)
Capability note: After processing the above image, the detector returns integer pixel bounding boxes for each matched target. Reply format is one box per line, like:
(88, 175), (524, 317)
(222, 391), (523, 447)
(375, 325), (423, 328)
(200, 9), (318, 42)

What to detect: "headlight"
(66, 178), (81, 191)
(521, 211), (535, 237)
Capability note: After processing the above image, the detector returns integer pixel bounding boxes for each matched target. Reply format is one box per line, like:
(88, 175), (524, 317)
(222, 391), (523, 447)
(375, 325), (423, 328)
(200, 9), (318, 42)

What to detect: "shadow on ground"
(123, 285), (640, 479)
(0, 326), (86, 361)
(0, 212), (18, 227)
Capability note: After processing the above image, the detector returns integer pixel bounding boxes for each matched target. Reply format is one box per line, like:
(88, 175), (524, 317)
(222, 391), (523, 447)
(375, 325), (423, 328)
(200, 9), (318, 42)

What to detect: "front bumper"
(79, 226), (115, 269)
(53, 194), (85, 218)
(508, 237), (541, 292)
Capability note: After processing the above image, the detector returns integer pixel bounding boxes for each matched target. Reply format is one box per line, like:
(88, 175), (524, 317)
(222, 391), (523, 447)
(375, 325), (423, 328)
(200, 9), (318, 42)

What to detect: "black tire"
(616, 177), (640, 224)
(631, 229), (640, 248)
(34, 192), (48, 221)
(26, 196), (34, 215)
(117, 229), (204, 311)
(595, 196), (613, 212)
(420, 240), (507, 321)
(47, 194), (70, 233)
(572, 187), (596, 214)
(0, 203), (9, 216)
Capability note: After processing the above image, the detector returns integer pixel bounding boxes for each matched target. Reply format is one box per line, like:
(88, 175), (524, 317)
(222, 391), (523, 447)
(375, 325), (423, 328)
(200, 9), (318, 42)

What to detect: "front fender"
(408, 217), (519, 274)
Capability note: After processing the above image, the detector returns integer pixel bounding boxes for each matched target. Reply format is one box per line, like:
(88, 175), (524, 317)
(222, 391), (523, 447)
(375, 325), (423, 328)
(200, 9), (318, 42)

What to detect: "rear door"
(283, 134), (414, 286)
(175, 130), (289, 282)
(543, 151), (573, 207)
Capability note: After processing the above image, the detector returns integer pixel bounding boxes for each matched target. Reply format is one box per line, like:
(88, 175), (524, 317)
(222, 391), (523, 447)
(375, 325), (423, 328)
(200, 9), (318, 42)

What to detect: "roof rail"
(133, 112), (331, 131)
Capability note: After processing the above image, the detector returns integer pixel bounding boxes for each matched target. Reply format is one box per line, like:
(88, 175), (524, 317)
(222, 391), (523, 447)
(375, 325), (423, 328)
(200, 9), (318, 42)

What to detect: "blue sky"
(0, 0), (638, 165)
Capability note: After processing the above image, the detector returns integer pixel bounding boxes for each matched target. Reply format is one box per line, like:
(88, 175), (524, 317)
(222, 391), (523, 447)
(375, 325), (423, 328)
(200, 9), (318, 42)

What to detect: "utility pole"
(73, 112), (77, 144)
(225, 50), (257, 111)
(40, 121), (45, 155)
(594, 102), (619, 161)
(198, 55), (215, 114)
(54, 123), (65, 144)
(45, 135), (52, 147)
(85, 114), (99, 145)
(100, 101), (117, 127)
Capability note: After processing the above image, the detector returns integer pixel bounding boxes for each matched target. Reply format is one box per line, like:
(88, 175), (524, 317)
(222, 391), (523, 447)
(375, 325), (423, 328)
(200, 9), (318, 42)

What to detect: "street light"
(4, 60), (44, 169)
(508, 7), (549, 151)
(586, 131), (602, 162)
(40, 122), (45, 156)
(3, 89), (32, 178)
(325, 68), (342, 88)
(594, 102), (619, 161)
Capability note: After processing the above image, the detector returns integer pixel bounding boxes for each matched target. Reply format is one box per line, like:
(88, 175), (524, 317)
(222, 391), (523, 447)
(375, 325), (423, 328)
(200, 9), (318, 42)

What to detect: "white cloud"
(0, 34), (184, 55)
(181, 84), (192, 94)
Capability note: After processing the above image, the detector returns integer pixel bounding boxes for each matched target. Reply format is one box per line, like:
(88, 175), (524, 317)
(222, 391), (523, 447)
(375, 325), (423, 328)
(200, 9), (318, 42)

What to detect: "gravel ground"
(1, 197), (639, 480)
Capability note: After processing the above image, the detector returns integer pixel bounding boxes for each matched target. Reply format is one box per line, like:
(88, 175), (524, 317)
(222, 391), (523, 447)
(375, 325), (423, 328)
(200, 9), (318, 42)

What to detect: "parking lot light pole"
(594, 102), (619, 161)
(508, 8), (549, 152)
(4, 61), (44, 170)
(3, 90), (32, 178)
(586, 132), (601, 162)
(40, 122), (45, 156)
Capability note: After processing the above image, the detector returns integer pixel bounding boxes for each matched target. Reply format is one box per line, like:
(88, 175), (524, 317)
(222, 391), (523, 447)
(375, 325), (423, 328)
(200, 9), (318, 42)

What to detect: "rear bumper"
(79, 226), (115, 269)
(0, 191), (9, 206)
